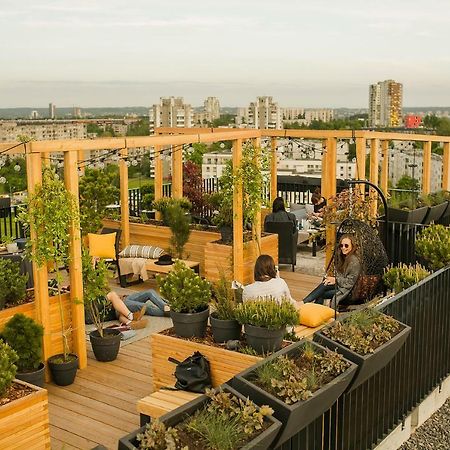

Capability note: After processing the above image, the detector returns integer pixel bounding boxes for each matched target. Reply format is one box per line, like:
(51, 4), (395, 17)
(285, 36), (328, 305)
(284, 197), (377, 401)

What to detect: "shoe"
(163, 304), (171, 317)
(130, 318), (148, 330)
(132, 305), (146, 321)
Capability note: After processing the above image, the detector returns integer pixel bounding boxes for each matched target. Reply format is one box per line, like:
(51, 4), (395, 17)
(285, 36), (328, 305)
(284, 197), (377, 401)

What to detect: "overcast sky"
(1, 0), (449, 108)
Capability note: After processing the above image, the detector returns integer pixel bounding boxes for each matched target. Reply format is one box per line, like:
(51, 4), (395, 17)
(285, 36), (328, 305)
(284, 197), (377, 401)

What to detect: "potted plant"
(209, 190), (233, 243)
(234, 298), (299, 354)
(0, 258), (28, 310)
(232, 340), (357, 446)
(314, 308), (411, 391)
(1, 235), (19, 253)
(19, 168), (79, 386)
(416, 224), (450, 270)
(152, 197), (192, 226)
(387, 194), (429, 224)
(210, 272), (241, 343)
(2, 313), (45, 387)
(383, 263), (430, 294)
(82, 248), (121, 362)
(119, 385), (281, 450)
(157, 260), (211, 338)
(165, 203), (191, 259)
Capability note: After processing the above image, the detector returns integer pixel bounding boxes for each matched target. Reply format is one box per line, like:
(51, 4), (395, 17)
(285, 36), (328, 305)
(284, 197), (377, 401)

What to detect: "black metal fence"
(0, 205), (25, 241)
(277, 266), (450, 450)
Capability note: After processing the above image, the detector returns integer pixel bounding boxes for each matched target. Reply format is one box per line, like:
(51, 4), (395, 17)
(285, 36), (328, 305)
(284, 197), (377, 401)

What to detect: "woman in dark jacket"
(264, 197), (297, 228)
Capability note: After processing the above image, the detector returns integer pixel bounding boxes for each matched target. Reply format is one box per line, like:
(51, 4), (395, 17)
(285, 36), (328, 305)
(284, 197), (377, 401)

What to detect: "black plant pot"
(170, 307), (209, 338)
(48, 353), (79, 386)
(232, 341), (357, 447)
(89, 329), (121, 362)
(423, 202), (448, 224)
(16, 362), (45, 388)
(210, 314), (241, 343)
(118, 384), (281, 450)
(387, 206), (429, 224)
(244, 324), (285, 354)
(314, 314), (411, 392)
(219, 225), (233, 243)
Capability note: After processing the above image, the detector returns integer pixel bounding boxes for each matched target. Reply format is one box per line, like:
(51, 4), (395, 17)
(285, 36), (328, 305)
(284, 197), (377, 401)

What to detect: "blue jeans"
(124, 290), (167, 317)
(303, 282), (336, 304)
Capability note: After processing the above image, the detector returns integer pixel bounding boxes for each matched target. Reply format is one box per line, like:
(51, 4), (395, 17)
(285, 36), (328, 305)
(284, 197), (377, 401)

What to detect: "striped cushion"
(119, 245), (165, 259)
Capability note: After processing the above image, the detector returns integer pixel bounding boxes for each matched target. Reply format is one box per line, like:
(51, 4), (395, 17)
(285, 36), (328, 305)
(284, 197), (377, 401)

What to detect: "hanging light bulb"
(54, 173), (60, 180)
(98, 161), (105, 169)
(0, 159), (5, 168)
(126, 160), (131, 167)
(57, 161), (64, 168)
(219, 142), (225, 149)
(78, 169), (83, 176)
(0, 177), (6, 184)
(14, 164), (21, 172)
(131, 159), (138, 166)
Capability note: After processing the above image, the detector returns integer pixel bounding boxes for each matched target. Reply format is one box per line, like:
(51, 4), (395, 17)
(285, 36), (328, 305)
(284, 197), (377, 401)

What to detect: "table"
(0, 250), (34, 289)
(297, 228), (324, 257)
(145, 259), (200, 275)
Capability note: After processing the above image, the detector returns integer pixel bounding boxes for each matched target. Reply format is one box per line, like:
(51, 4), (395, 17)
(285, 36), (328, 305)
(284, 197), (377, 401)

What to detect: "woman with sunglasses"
(303, 234), (361, 307)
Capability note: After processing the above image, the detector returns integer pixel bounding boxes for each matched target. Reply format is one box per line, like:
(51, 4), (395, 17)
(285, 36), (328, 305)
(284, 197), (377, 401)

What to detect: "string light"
(0, 177), (6, 184)
(14, 164), (21, 172)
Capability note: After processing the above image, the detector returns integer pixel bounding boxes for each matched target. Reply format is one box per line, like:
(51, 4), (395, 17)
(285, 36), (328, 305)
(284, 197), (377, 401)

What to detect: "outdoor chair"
(264, 221), (298, 272)
(98, 227), (127, 287)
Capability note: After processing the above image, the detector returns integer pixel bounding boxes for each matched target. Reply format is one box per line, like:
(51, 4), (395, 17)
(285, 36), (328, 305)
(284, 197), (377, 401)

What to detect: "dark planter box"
(387, 206), (429, 224)
(314, 314), (411, 392)
(118, 384), (281, 450)
(423, 202), (448, 224)
(231, 341), (357, 447)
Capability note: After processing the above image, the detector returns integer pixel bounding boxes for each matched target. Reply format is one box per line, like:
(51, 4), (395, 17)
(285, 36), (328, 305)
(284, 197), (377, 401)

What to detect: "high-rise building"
(244, 96), (282, 129)
(203, 97), (220, 122)
(73, 107), (82, 118)
(30, 110), (39, 120)
(369, 80), (403, 127)
(49, 103), (56, 119)
(149, 97), (193, 134)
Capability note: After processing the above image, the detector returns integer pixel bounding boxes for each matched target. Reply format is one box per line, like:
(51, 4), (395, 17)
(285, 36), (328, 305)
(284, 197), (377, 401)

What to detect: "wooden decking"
(47, 271), (320, 449)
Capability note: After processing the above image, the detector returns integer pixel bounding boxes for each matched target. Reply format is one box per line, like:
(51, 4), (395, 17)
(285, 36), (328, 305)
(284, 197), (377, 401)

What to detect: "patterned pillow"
(119, 245), (165, 259)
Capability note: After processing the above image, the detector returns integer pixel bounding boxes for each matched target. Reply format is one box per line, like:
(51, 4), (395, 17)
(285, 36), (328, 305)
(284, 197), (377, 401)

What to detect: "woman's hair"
(311, 193), (321, 205)
(335, 234), (359, 273)
(254, 254), (277, 282)
(272, 197), (286, 213)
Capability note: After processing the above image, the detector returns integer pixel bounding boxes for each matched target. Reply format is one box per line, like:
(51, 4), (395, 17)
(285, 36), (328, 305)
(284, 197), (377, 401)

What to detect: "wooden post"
(64, 151), (87, 369)
(380, 140), (389, 196)
(321, 139), (328, 200)
(154, 145), (163, 221)
(422, 141), (432, 195)
(270, 138), (277, 202)
(253, 138), (261, 249)
(119, 147), (130, 247)
(42, 152), (51, 167)
(77, 150), (85, 175)
(325, 138), (337, 266)
(25, 150), (51, 366)
(172, 144), (183, 199)
(369, 138), (379, 218)
(355, 137), (366, 195)
(232, 139), (244, 283)
(443, 142), (450, 191)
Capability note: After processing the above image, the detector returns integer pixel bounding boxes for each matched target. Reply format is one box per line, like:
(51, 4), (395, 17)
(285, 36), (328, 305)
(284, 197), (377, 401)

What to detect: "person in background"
(303, 234), (361, 308)
(264, 197), (297, 228)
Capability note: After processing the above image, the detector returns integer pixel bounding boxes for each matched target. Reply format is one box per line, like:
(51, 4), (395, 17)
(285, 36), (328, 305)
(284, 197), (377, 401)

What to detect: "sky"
(1, 0), (449, 108)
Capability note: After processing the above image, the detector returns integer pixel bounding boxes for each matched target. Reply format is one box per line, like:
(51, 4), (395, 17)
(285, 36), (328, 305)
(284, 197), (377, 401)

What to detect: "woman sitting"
(242, 254), (298, 306)
(303, 234), (361, 308)
(264, 197), (297, 229)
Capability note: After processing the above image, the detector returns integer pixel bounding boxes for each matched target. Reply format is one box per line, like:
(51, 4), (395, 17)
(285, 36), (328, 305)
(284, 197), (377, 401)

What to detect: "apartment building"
(149, 97), (193, 134)
(369, 80), (403, 127)
(202, 151), (232, 178)
(49, 103), (56, 119)
(237, 96), (282, 129)
(282, 107), (305, 120)
(282, 109), (334, 127)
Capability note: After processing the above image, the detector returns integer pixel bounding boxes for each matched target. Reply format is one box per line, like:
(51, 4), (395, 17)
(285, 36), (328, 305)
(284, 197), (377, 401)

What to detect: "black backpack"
(168, 351), (212, 393)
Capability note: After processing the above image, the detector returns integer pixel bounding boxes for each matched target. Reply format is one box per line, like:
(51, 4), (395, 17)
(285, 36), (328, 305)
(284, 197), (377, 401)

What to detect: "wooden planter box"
(102, 219), (220, 276)
(204, 234), (278, 284)
(151, 332), (262, 391)
(0, 380), (50, 449)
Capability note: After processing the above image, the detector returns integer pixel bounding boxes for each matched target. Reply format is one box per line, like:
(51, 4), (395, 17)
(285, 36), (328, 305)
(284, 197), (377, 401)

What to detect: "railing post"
(325, 137), (337, 266)
(380, 140), (389, 196)
(369, 138), (380, 218)
(355, 137), (366, 195)
(270, 137), (278, 203)
(321, 139), (328, 200)
(422, 141), (432, 195)
(120, 146), (130, 247)
(443, 142), (450, 191)
(233, 139), (244, 283)
(172, 144), (183, 199)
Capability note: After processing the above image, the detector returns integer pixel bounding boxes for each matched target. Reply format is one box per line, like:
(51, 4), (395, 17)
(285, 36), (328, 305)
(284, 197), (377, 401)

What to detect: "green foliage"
(81, 248), (112, 336)
(0, 157), (27, 194)
(1, 235), (14, 245)
(137, 419), (180, 450)
(157, 260), (211, 313)
(211, 272), (236, 320)
(126, 118), (150, 136)
(152, 197), (192, 225)
(418, 190), (449, 207)
(211, 114), (236, 127)
(383, 263), (430, 293)
(0, 340), (18, 396)
(284, 118), (365, 130)
(322, 309), (400, 355)
(2, 314), (43, 371)
(79, 168), (119, 235)
(416, 224), (450, 270)
(396, 175), (420, 192)
(184, 143), (208, 165)
(234, 298), (299, 330)
(140, 183), (155, 210)
(423, 115), (450, 136)
(165, 204), (191, 259)
(0, 258), (28, 310)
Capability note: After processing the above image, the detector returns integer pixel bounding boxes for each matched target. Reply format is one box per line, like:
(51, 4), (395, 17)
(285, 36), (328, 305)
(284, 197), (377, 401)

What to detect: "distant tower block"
(49, 103), (56, 119)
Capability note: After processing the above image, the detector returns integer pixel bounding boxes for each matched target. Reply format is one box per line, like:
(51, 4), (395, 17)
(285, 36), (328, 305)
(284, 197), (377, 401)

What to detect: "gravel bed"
(400, 398), (450, 450)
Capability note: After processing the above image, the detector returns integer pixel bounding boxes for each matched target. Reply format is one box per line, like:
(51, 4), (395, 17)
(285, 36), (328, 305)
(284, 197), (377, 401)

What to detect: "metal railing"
(277, 266), (450, 450)
(0, 205), (25, 241)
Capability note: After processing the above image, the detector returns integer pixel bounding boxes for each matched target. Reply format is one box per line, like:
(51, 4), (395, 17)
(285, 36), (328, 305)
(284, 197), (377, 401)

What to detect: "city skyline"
(1, 0), (449, 107)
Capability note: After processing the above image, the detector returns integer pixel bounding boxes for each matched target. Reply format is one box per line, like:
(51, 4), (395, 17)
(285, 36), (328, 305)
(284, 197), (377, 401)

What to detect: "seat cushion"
(88, 233), (116, 259)
(299, 303), (335, 327)
(119, 245), (165, 259)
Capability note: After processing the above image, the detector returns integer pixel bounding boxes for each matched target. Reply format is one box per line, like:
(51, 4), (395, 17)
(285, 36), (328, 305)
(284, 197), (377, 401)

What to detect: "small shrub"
(416, 225), (450, 270)
(137, 420), (180, 450)
(0, 340), (18, 396)
(157, 260), (211, 313)
(383, 263), (430, 293)
(2, 314), (43, 372)
(153, 197), (192, 225)
(165, 204), (191, 259)
(211, 272), (236, 320)
(235, 298), (299, 330)
(0, 258), (28, 310)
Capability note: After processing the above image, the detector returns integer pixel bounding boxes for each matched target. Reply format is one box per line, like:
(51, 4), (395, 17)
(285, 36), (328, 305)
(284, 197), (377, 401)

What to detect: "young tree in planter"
(165, 204), (191, 259)
(152, 197), (192, 226)
(416, 224), (450, 270)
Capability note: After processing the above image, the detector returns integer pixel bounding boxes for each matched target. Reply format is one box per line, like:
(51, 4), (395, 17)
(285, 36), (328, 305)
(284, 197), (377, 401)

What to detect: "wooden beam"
(77, 150), (85, 175)
(253, 138), (261, 249)
(443, 142), (450, 191)
(422, 141), (432, 195)
(232, 139), (244, 283)
(369, 138), (379, 218)
(380, 140), (389, 196)
(355, 137), (366, 195)
(153, 145), (163, 221)
(119, 147), (130, 247)
(63, 151), (87, 369)
(320, 139), (328, 200)
(270, 138), (278, 202)
(171, 144), (183, 199)
(325, 138), (337, 266)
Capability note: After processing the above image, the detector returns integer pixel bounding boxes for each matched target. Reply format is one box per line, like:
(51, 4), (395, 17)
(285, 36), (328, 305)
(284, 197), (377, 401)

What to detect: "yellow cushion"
(88, 233), (116, 259)
(299, 303), (335, 328)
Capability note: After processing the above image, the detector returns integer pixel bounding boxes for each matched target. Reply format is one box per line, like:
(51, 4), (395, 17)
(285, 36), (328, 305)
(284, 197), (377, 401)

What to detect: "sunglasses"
(340, 243), (350, 249)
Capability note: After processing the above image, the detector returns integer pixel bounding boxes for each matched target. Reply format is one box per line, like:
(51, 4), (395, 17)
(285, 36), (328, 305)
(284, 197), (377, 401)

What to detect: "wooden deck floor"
(48, 271), (321, 449)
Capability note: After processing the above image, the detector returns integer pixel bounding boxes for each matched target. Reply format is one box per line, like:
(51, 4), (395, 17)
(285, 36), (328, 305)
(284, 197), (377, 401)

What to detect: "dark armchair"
(99, 227), (126, 287)
(264, 221), (298, 272)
